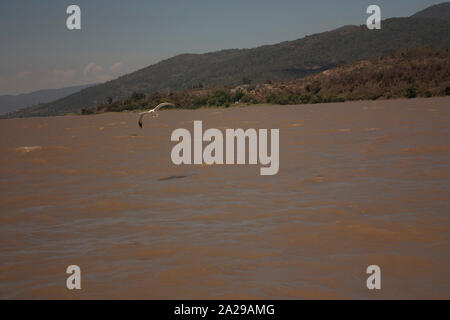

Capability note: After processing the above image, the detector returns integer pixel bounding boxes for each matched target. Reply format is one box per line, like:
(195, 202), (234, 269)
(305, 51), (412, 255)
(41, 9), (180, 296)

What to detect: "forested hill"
(77, 47), (450, 115)
(4, 3), (450, 118)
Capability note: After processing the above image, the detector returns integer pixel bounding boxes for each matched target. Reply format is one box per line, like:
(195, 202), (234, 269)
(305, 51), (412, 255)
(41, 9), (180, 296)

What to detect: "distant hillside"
(0, 84), (94, 115)
(411, 2), (450, 21)
(5, 3), (450, 118)
(83, 47), (450, 114)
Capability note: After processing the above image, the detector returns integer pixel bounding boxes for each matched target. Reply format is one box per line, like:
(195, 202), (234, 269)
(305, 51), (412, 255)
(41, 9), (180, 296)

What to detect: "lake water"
(0, 97), (449, 299)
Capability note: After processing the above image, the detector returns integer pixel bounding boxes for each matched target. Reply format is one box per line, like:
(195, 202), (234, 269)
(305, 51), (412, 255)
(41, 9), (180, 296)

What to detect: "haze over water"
(0, 98), (449, 299)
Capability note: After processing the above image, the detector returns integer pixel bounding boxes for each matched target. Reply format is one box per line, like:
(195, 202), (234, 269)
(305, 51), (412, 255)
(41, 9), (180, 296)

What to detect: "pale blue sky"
(0, 0), (445, 94)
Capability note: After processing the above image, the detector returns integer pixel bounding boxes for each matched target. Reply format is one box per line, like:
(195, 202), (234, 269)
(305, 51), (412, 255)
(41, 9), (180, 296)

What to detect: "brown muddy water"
(0, 98), (449, 299)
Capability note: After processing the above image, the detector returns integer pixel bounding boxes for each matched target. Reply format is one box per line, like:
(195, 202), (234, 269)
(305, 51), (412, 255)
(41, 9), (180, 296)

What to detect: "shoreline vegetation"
(79, 47), (449, 116)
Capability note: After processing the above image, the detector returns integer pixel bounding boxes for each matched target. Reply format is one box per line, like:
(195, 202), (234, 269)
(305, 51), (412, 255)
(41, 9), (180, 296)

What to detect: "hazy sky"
(0, 0), (445, 95)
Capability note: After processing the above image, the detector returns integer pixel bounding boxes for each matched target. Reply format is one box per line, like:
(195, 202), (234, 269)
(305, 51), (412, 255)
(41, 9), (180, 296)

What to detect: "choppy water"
(0, 98), (449, 299)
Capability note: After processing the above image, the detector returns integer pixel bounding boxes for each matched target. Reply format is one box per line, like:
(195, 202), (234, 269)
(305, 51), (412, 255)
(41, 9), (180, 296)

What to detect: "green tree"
(81, 107), (94, 115)
(306, 81), (321, 94)
(233, 90), (244, 102)
(131, 92), (145, 101)
(445, 86), (450, 95)
(406, 87), (417, 98)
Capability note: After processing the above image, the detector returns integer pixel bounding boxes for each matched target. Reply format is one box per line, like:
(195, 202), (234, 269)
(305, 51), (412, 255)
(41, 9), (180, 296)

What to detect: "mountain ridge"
(0, 84), (94, 115)
(411, 2), (450, 21)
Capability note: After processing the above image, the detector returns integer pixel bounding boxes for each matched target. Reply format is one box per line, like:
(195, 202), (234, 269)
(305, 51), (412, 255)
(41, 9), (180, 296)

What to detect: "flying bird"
(138, 102), (175, 128)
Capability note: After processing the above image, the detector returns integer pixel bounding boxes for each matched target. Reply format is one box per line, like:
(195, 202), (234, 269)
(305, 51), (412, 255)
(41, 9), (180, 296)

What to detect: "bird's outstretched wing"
(153, 102), (175, 112)
(138, 103), (176, 128)
(138, 112), (147, 128)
